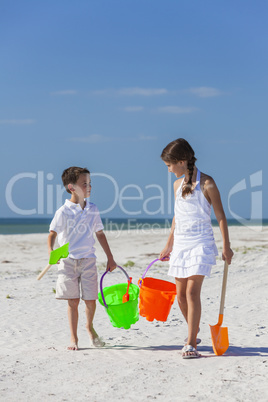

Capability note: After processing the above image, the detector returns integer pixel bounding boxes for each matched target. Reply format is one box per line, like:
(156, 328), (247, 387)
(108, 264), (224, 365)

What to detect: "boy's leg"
(84, 299), (96, 336)
(84, 300), (105, 347)
(67, 298), (80, 350)
(81, 258), (104, 347)
(56, 258), (81, 350)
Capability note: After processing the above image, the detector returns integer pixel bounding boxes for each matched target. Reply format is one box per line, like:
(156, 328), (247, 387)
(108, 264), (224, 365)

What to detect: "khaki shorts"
(56, 257), (98, 300)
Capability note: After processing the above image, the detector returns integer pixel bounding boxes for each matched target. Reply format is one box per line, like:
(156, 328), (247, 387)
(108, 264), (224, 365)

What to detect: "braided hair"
(161, 138), (197, 198)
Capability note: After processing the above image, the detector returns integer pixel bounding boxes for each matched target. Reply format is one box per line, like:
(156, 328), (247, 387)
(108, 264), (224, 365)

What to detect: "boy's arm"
(95, 230), (117, 271)
(48, 231), (57, 255)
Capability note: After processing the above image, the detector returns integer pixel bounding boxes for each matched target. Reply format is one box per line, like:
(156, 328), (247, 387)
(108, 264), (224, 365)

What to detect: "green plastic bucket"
(98, 266), (140, 329)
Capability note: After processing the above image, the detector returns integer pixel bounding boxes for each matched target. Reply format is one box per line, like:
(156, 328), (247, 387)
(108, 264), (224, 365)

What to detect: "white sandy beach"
(1, 225), (268, 401)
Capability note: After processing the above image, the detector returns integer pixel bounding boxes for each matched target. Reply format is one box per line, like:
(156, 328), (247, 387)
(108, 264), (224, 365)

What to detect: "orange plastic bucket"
(138, 259), (177, 322)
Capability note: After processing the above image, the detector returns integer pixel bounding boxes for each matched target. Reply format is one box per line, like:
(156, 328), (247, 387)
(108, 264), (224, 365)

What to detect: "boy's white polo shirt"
(49, 199), (104, 259)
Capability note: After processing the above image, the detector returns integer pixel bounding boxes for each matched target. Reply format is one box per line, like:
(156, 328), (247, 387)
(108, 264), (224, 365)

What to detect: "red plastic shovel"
(122, 277), (132, 303)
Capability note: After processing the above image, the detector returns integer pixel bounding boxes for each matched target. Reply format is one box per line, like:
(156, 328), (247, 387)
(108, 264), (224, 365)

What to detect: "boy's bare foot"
(67, 342), (78, 351)
(91, 337), (105, 347)
(87, 325), (105, 348)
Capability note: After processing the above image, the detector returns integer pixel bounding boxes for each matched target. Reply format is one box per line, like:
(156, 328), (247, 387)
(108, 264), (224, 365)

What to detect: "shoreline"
(0, 217), (267, 236)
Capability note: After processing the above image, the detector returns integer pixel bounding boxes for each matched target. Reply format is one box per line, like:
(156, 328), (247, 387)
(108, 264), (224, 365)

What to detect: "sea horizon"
(0, 217), (266, 235)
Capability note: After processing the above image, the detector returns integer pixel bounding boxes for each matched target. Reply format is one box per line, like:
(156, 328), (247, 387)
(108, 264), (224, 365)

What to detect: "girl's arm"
(159, 179), (181, 260)
(95, 230), (117, 271)
(205, 177), (234, 264)
(159, 216), (175, 260)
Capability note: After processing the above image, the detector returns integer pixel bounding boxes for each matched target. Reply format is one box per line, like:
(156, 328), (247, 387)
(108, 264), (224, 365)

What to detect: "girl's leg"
(84, 300), (105, 347)
(175, 277), (188, 322)
(67, 298), (80, 350)
(185, 275), (204, 350)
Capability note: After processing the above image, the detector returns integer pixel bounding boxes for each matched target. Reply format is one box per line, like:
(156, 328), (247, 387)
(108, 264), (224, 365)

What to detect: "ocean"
(0, 218), (266, 235)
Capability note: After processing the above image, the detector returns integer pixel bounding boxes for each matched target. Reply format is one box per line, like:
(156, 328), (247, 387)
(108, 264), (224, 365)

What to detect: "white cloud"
(50, 90), (78, 95)
(68, 134), (157, 143)
(90, 90), (108, 95)
(122, 106), (144, 112)
(0, 119), (35, 125)
(156, 106), (198, 114)
(91, 87), (168, 96)
(212, 139), (247, 145)
(139, 135), (157, 141)
(188, 87), (222, 98)
(118, 87), (168, 96)
(69, 134), (111, 143)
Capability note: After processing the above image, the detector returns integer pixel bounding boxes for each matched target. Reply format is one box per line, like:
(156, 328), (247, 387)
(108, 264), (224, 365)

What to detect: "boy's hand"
(106, 257), (117, 272)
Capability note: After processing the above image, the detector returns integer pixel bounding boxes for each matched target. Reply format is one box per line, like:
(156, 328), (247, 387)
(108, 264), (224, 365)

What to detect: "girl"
(159, 138), (233, 359)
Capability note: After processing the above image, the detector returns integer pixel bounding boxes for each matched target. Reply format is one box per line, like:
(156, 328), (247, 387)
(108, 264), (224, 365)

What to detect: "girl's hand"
(106, 257), (117, 272)
(159, 245), (172, 261)
(222, 246), (234, 265)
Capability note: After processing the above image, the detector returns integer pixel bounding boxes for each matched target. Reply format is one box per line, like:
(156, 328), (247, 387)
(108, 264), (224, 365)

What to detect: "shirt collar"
(65, 199), (83, 211)
(84, 200), (91, 210)
(65, 199), (91, 211)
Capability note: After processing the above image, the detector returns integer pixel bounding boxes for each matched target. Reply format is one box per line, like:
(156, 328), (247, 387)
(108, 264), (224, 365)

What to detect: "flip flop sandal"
(182, 345), (201, 359)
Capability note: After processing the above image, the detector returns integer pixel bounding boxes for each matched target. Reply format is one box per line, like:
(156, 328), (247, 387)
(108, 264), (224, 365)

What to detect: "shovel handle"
(37, 264), (52, 280)
(219, 261), (229, 315)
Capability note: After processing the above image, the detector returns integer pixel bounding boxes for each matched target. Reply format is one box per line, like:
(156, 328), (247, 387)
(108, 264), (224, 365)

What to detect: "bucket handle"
(138, 258), (161, 288)
(100, 265), (130, 308)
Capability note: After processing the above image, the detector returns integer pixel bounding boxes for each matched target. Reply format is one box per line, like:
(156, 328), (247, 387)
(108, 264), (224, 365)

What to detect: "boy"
(48, 166), (116, 350)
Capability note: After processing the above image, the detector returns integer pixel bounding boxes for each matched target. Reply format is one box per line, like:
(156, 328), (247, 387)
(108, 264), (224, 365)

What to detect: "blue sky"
(1, 0), (267, 221)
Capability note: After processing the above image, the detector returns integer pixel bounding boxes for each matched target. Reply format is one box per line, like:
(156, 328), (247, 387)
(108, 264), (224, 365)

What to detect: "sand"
(0, 226), (268, 401)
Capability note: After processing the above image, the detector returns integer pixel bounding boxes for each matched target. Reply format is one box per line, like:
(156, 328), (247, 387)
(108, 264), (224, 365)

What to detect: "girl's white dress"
(168, 168), (218, 278)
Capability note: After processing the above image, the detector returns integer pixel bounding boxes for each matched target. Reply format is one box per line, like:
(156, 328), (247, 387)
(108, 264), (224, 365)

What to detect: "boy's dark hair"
(62, 167), (90, 194)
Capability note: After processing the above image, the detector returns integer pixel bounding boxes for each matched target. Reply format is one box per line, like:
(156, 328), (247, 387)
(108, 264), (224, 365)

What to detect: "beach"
(1, 225), (268, 401)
